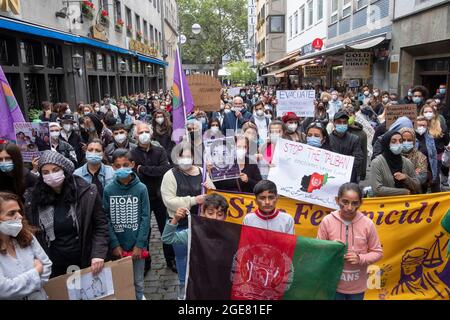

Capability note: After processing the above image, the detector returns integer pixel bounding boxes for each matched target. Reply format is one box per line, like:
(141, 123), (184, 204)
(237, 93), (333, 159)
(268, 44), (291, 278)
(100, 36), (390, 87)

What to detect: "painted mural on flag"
(275, 90), (315, 118)
(186, 215), (345, 300)
(210, 189), (450, 300)
(268, 139), (354, 209)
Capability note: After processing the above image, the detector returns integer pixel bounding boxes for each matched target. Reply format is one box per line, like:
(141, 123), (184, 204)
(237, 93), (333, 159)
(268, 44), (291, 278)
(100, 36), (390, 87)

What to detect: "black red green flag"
(186, 215), (345, 300)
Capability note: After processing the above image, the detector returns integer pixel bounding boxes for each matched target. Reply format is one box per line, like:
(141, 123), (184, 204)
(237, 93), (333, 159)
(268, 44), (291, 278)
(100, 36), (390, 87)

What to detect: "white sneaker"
(142, 295), (147, 300)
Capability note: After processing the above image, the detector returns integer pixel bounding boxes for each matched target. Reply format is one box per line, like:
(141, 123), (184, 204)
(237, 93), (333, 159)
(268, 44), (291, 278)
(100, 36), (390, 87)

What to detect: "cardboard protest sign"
(276, 90), (316, 117)
(385, 104), (417, 129)
(44, 257), (135, 300)
(14, 122), (50, 162)
(205, 137), (241, 182)
(343, 52), (371, 79)
(268, 139), (354, 209)
(186, 74), (222, 112)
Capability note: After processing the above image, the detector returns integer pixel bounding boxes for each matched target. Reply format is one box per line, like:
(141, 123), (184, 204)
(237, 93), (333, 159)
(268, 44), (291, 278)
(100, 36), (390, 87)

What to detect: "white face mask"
(50, 131), (60, 139)
(224, 109), (231, 113)
(114, 133), (127, 145)
(287, 124), (298, 133)
(43, 170), (65, 189)
(270, 133), (281, 142)
(210, 126), (220, 134)
(364, 91), (370, 96)
(236, 148), (247, 159)
(178, 157), (193, 170)
(156, 117), (164, 125)
(373, 92), (380, 97)
(424, 112), (434, 120)
(139, 133), (151, 145)
(0, 219), (23, 237)
(255, 110), (265, 117)
(416, 126), (427, 136)
(382, 97), (389, 104)
(65, 109), (72, 115)
(63, 124), (73, 132)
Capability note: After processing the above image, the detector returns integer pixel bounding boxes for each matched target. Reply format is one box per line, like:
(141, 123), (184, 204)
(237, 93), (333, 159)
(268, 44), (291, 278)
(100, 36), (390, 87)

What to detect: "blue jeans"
(335, 292), (365, 300)
(133, 258), (145, 300)
(172, 225), (188, 286)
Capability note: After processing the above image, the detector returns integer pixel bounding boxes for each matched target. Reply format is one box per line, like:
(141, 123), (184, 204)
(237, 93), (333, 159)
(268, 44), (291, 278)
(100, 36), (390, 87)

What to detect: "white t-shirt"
(243, 211), (295, 235)
(253, 116), (269, 140)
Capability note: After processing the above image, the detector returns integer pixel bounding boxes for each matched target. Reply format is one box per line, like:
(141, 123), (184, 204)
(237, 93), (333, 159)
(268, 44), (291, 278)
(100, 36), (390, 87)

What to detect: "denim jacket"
(74, 163), (115, 190)
(420, 133), (438, 181)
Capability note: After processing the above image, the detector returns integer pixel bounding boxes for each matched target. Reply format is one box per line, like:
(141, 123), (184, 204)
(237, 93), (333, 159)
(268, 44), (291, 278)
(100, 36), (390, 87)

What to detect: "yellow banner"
(213, 190), (450, 300)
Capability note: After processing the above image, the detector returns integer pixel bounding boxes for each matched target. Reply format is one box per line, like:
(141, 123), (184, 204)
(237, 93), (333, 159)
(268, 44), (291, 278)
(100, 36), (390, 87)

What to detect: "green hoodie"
(103, 174), (150, 251)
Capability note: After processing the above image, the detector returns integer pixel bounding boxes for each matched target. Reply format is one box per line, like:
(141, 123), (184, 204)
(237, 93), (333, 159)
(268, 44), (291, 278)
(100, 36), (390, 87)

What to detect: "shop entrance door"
(422, 74), (448, 97)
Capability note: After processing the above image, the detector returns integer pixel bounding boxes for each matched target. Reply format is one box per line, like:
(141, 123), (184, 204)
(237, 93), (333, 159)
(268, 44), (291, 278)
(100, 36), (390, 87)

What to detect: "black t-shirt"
(49, 195), (81, 270)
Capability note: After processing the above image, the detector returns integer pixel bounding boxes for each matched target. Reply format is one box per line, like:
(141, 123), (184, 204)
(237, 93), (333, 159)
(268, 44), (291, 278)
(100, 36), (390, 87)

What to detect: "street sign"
(312, 38), (324, 50)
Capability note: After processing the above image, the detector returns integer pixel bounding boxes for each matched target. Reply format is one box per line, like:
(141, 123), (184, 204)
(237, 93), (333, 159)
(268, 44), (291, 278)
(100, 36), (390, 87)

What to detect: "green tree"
(177, 0), (247, 77)
(225, 61), (256, 85)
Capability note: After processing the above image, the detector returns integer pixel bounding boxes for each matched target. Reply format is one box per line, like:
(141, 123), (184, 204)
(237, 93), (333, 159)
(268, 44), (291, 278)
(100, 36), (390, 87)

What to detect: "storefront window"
(132, 60), (137, 73)
(97, 53), (104, 70)
(419, 58), (450, 72)
(86, 51), (94, 69)
(106, 55), (114, 71)
(267, 15), (285, 33)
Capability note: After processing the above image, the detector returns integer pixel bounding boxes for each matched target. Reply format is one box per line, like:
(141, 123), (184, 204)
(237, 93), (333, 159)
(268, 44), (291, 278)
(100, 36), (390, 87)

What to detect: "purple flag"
(0, 65), (25, 142)
(171, 48), (194, 143)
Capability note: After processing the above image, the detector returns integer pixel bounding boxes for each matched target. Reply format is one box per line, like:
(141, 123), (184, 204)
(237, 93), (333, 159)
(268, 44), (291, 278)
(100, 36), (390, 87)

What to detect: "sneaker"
(142, 295), (147, 300)
(177, 284), (186, 300)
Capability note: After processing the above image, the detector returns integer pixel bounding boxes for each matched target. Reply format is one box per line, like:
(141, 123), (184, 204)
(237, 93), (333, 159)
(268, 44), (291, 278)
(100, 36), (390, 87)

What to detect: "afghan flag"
(171, 48), (194, 144)
(0, 65), (25, 142)
(186, 215), (345, 300)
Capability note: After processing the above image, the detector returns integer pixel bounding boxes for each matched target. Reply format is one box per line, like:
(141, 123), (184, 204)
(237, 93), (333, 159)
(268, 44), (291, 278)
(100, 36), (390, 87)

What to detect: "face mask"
(65, 109), (72, 115)
(94, 107), (100, 112)
(373, 92), (380, 97)
(0, 161), (14, 173)
(440, 89), (446, 95)
(156, 117), (164, 125)
(0, 219), (23, 237)
(265, 114), (272, 119)
(139, 133), (151, 145)
(63, 124), (73, 132)
(408, 91), (412, 97)
(140, 112), (147, 117)
(43, 170), (65, 188)
(234, 107), (242, 113)
(413, 97), (422, 104)
(50, 131), (60, 139)
(335, 124), (348, 134)
(236, 148), (247, 159)
(240, 93), (246, 97)
(114, 133), (127, 145)
(129, 110), (135, 115)
(424, 112), (434, 120)
(348, 116), (355, 126)
(287, 124), (298, 133)
(115, 167), (133, 180)
(402, 141), (414, 153)
(161, 106), (166, 110)
(306, 136), (322, 148)
(390, 143), (403, 155)
(416, 126), (427, 136)
(224, 109), (231, 114)
(331, 94), (338, 101)
(119, 109), (126, 114)
(270, 133), (281, 142)
(84, 111), (91, 115)
(256, 110), (265, 117)
(364, 91), (370, 96)
(198, 117), (206, 124)
(210, 126), (220, 134)
(86, 152), (103, 165)
(264, 105), (271, 110)
(220, 105), (224, 110)
(382, 97), (389, 104)
(178, 157), (193, 171)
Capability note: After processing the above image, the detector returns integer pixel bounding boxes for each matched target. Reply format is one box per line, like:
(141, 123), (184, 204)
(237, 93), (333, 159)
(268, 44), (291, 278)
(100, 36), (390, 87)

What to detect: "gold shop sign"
(0, 0), (21, 14)
(129, 39), (158, 58)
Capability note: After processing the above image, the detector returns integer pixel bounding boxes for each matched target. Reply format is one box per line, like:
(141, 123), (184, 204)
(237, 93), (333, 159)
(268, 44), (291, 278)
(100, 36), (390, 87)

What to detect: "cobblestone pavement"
(144, 215), (179, 300)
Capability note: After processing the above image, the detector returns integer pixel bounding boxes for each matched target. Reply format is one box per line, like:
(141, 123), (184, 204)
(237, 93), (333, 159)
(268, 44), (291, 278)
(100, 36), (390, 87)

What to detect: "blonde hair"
(420, 104), (443, 138)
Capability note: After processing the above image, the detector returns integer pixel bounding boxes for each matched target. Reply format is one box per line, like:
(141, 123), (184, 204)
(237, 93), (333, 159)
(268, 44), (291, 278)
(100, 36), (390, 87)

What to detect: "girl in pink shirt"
(317, 182), (383, 300)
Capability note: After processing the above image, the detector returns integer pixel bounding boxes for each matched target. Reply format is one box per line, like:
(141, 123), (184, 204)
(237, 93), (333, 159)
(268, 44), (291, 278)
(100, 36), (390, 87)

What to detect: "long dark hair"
(0, 143), (25, 197)
(0, 192), (35, 254)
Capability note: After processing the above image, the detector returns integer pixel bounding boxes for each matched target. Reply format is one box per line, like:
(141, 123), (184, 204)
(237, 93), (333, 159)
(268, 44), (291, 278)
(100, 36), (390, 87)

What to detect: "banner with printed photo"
(14, 122), (50, 162)
(205, 137), (241, 181)
(268, 139), (354, 209)
(211, 189), (450, 300)
(276, 90), (316, 117)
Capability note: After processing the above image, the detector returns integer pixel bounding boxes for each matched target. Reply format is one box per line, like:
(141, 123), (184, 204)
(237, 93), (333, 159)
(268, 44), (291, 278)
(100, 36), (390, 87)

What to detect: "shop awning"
(262, 58), (315, 77)
(292, 44), (347, 62)
(266, 49), (301, 67)
(0, 16), (168, 66)
(348, 35), (387, 50)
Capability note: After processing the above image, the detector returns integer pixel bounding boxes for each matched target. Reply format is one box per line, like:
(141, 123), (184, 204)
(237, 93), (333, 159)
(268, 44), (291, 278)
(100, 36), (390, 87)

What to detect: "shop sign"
(129, 40), (158, 58)
(304, 65), (327, 77)
(312, 38), (324, 50)
(0, 0), (20, 14)
(343, 52), (371, 79)
(90, 24), (108, 42)
(301, 43), (313, 55)
(348, 79), (360, 88)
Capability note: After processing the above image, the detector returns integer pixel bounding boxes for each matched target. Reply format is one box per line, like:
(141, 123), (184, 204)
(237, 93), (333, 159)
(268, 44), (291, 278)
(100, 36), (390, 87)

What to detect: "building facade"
(0, 0), (167, 117)
(391, 0), (450, 105)
(163, 0), (178, 90)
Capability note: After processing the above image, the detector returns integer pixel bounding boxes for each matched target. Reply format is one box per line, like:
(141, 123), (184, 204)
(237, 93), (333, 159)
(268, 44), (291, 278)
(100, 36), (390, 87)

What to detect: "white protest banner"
(276, 90), (316, 117)
(343, 52), (372, 79)
(268, 139), (354, 209)
(227, 87), (242, 97)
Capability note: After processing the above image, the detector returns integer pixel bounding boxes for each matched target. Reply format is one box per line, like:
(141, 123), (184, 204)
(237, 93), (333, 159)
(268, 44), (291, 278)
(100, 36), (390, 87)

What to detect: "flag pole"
(177, 48), (189, 142)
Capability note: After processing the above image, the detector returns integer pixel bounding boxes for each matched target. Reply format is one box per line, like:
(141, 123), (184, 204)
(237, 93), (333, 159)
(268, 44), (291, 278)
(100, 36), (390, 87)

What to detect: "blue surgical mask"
(86, 152), (103, 165)
(413, 97), (422, 104)
(390, 143), (403, 155)
(440, 89), (446, 95)
(0, 161), (14, 173)
(140, 112), (147, 117)
(402, 141), (414, 153)
(119, 109), (126, 114)
(115, 167), (133, 180)
(306, 136), (323, 148)
(335, 124), (348, 134)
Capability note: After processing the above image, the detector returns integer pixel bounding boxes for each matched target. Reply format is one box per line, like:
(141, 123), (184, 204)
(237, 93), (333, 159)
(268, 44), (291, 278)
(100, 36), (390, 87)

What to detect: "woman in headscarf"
(370, 131), (421, 197)
(399, 127), (429, 191)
